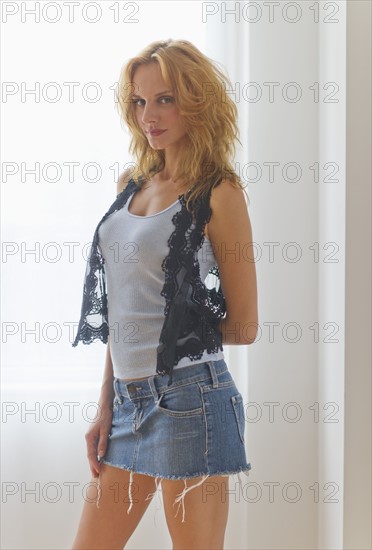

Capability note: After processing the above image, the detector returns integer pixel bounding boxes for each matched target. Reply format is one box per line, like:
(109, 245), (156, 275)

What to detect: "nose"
(141, 101), (159, 125)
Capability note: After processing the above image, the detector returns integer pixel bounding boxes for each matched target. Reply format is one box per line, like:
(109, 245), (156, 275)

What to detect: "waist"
(114, 358), (228, 399)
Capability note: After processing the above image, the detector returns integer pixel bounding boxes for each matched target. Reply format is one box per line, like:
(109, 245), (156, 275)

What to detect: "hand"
(85, 405), (113, 478)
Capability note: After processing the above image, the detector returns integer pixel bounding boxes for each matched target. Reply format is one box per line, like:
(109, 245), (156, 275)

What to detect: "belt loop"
(113, 377), (123, 404)
(148, 376), (160, 403)
(208, 361), (219, 388)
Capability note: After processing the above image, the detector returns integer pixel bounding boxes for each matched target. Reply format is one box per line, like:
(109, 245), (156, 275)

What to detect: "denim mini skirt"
(98, 358), (252, 522)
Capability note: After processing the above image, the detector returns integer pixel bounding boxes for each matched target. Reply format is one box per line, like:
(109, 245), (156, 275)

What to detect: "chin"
(149, 144), (165, 151)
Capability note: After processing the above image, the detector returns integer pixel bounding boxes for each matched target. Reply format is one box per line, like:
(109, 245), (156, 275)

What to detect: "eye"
(131, 98), (144, 106)
(131, 96), (174, 106)
(160, 96), (174, 104)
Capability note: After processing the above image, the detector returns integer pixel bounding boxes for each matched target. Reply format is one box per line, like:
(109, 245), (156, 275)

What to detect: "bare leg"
(162, 474), (229, 550)
(71, 463), (158, 549)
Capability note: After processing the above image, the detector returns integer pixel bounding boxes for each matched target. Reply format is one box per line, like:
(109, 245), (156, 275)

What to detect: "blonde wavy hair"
(115, 39), (249, 211)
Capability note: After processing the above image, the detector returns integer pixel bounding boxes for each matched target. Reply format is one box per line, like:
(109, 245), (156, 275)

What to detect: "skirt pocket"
(156, 382), (204, 417)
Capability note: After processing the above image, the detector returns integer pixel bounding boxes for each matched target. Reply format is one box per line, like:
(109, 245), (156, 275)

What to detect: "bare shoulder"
(206, 178), (249, 236)
(116, 166), (135, 195)
(210, 178), (246, 206)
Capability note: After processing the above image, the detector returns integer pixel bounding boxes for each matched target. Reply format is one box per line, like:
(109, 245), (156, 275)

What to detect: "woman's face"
(131, 63), (187, 150)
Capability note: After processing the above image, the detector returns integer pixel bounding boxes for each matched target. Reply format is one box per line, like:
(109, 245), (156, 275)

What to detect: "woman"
(72, 39), (258, 550)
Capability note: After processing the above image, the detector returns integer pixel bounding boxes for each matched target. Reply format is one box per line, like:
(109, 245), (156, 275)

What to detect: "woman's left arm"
(207, 179), (258, 345)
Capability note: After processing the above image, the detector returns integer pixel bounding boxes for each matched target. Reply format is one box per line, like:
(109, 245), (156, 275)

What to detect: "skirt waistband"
(113, 359), (228, 402)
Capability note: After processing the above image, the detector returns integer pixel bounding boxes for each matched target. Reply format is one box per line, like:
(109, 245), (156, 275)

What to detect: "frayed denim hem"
(95, 460), (252, 523)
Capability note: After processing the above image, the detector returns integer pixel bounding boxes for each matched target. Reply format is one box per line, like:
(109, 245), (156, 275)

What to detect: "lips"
(149, 129), (166, 136)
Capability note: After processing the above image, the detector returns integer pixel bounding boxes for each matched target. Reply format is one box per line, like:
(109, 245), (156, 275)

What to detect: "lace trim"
(156, 189), (226, 381)
(72, 180), (139, 347)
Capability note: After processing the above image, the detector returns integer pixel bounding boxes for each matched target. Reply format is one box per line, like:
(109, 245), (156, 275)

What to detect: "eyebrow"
(131, 90), (173, 98)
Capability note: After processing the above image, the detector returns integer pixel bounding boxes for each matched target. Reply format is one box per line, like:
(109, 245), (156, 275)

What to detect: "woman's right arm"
(86, 336), (115, 477)
(85, 167), (134, 477)
(97, 335), (115, 410)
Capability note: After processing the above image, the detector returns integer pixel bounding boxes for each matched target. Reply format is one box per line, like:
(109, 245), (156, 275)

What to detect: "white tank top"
(98, 192), (224, 379)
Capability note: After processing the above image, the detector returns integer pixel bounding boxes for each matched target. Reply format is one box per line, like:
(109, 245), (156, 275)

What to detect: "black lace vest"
(72, 178), (226, 385)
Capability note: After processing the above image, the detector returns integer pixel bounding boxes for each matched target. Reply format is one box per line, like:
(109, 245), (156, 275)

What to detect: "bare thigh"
(162, 475), (229, 550)
(71, 463), (157, 550)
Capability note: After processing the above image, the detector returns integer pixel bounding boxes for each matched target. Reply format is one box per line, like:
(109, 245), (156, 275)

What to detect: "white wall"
(343, 2), (372, 548)
(207, 4), (320, 548)
(318, 2), (346, 548)
(207, 1), (371, 549)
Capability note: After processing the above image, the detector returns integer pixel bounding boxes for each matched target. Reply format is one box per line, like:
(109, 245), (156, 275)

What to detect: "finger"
(97, 432), (110, 460)
(86, 436), (100, 472)
(90, 467), (99, 478)
(88, 452), (100, 473)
